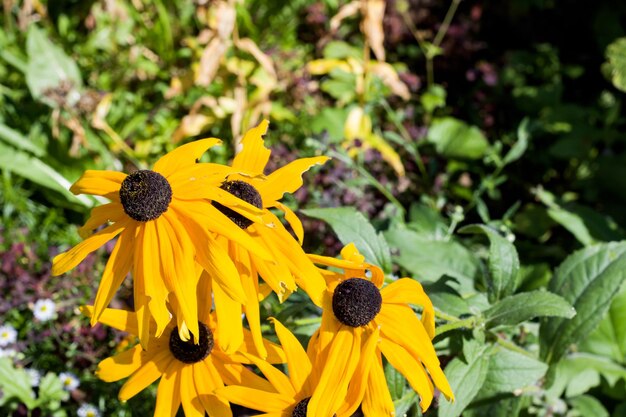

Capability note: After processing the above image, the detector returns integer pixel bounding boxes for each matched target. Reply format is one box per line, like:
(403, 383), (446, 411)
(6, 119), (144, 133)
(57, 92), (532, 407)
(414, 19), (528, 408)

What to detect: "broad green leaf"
(427, 117), (489, 159)
(25, 25), (82, 106)
(484, 291), (575, 328)
(420, 84), (446, 113)
(384, 361), (406, 400)
(579, 281), (626, 363)
(439, 341), (492, 417)
(394, 391), (419, 417)
(540, 242), (626, 365)
(503, 118), (530, 165)
(475, 346), (548, 400)
(36, 373), (69, 406)
(309, 107), (349, 142)
(602, 37), (626, 93)
(0, 358), (36, 408)
(568, 395), (609, 417)
(0, 142), (92, 207)
(302, 207), (392, 272)
(460, 224), (520, 302)
(548, 353), (626, 399)
(464, 397), (523, 417)
(408, 203), (448, 239)
(385, 225), (479, 293)
(0, 123), (44, 156)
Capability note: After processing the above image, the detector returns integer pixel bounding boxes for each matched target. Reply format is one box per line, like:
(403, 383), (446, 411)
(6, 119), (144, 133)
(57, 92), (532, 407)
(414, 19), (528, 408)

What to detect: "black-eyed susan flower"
(81, 276), (286, 417)
(305, 243), (454, 416)
(52, 138), (273, 347)
(208, 120), (329, 357)
(219, 317), (376, 417)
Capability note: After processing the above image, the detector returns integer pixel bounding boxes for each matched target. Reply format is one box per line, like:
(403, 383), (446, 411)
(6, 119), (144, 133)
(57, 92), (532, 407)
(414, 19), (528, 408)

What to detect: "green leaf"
(460, 224), (520, 302)
(37, 373), (69, 405)
(25, 25), (82, 106)
(603, 37), (626, 93)
(540, 242), (626, 365)
(394, 390), (419, 417)
(439, 341), (492, 417)
(484, 291), (575, 328)
(475, 346), (548, 400)
(309, 107), (349, 142)
(503, 118), (530, 165)
(407, 203), (448, 239)
(384, 225), (479, 293)
(420, 84), (446, 113)
(0, 358), (36, 408)
(384, 361), (406, 400)
(427, 117), (489, 159)
(548, 353), (626, 399)
(0, 142), (92, 207)
(301, 207), (392, 272)
(0, 123), (44, 156)
(568, 395), (609, 417)
(580, 281), (626, 363)
(464, 397), (523, 417)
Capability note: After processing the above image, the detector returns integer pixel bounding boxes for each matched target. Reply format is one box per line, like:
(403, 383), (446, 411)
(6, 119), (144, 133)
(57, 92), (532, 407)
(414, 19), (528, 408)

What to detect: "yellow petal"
(90, 226), (135, 325)
(196, 270), (213, 324)
(274, 201), (304, 244)
(344, 107), (371, 141)
(232, 119), (271, 174)
(381, 278), (435, 339)
(153, 138), (222, 178)
(132, 227), (152, 349)
(69, 170), (126, 200)
(95, 344), (143, 382)
(270, 318), (311, 395)
(52, 218), (129, 276)
(180, 365), (204, 417)
(193, 361), (229, 417)
(214, 281), (244, 354)
(233, 329), (286, 365)
(167, 163), (237, 195)
(119, 348), (172, 401)
(218, 386), (293, 413)
(362, 352), (395, 416)
(257, 156), (330, 204)
(379, 337), (435, 411)
(154, 360), (183, 417)
(307, 58), (352, 75)
(362, 132), (405, 177)
(78, 202), (125, 238)
(81, 306), (138, 335)
(212, 353), (276, 392)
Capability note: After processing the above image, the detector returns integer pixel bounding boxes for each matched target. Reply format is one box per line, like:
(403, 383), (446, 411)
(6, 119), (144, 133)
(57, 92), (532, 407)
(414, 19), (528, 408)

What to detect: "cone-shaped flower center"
(292, 397), (311, 417)
(169, 322), (214, 364)
(213, 180), (263, 229)
(332, 278), (382, 327)
(119, 170), (172, 222)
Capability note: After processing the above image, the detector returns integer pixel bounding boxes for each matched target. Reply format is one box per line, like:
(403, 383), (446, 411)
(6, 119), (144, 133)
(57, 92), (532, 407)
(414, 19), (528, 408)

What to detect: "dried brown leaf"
(236, 38), (277, 80)
(362, 0), (386, 61)
(195, 37), (228, 86)
(329, 1), (360, 33)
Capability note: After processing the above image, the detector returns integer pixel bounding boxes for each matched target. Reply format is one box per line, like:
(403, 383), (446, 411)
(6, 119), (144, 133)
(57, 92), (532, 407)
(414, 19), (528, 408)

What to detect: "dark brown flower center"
(332, 278), (382, 327)
(169, 322), (214, 364)
(292, 397), (350, 417)
(212, 180), (263, 229)
(119, 170), (172, 222)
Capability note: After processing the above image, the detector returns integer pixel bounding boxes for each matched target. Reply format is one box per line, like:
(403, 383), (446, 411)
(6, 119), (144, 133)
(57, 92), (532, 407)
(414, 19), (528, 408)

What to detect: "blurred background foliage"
(1, 0), (626, 416)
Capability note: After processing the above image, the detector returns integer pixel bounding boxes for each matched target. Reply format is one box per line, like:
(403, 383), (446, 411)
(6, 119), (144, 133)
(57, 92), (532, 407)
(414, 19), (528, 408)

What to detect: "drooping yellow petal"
(212, 353), (276, 393)
(379, 337), (435, 411)
(362, 352), (395, 416)
(153, 138), (222, 178)
(81, 306), (139, 335)
(167, 162), (234, 192)
(242, 352), (296, 398)
(248, 226), (296, 300)
(95, 344), (143, 382)
(270, 318), (311, 395)
(78, 202), (125, 238)
(214, 280), (244, 354)
(69, 170), (126, 200)
(132, 227), (152, 348)
(119, 348), (172, 401)
(154, 360), (183, 417)
(257, 156), (330, 204)
(218, 386), (293, 413)
(90, 226), (135, 325)
(52, 218), (130, 276)
(274, 201), (304, 244)
(180, 365), (204, 417)
(232, 119), (271, 174)
(232, 329), (286, 365)
(381, 278), (435, 338)
(196, 269), (213, 324)
(193, 361), (233, 417)
(307, 328), (362, 417)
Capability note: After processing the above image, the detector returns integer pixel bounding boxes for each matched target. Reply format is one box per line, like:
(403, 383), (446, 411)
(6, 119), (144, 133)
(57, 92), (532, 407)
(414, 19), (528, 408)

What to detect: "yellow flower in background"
(209, 120), (329, 358)
(52, 138), (274, 348)
(219, 318), (372, 417)
(306, 244), (454, 416)
(81, 279), (286, 417)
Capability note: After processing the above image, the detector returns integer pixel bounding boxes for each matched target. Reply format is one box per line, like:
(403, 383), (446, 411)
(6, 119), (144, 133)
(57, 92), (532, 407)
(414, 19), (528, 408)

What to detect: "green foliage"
(427, 117), (490, 160)
(603, 37), (626, 93)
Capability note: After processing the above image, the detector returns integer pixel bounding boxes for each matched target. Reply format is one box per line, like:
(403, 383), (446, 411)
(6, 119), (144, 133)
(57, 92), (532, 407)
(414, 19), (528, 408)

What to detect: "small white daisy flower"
(59, 372), (80, 391)
(26, 368), (41, 387)
(0, 324), (17, 346)
(77, 403), (100, 417)
(0, 347), (17, 358)
(33, 299), (57, 322)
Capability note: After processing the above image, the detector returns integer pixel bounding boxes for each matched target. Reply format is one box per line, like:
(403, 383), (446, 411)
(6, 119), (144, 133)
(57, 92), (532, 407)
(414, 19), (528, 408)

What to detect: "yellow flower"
(53, 138), (273, 347)
(81, 277), (286, 417)
(210, 120), (329, 358)
(306, 244), (454, 416)
(219, 318), (373, 416)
